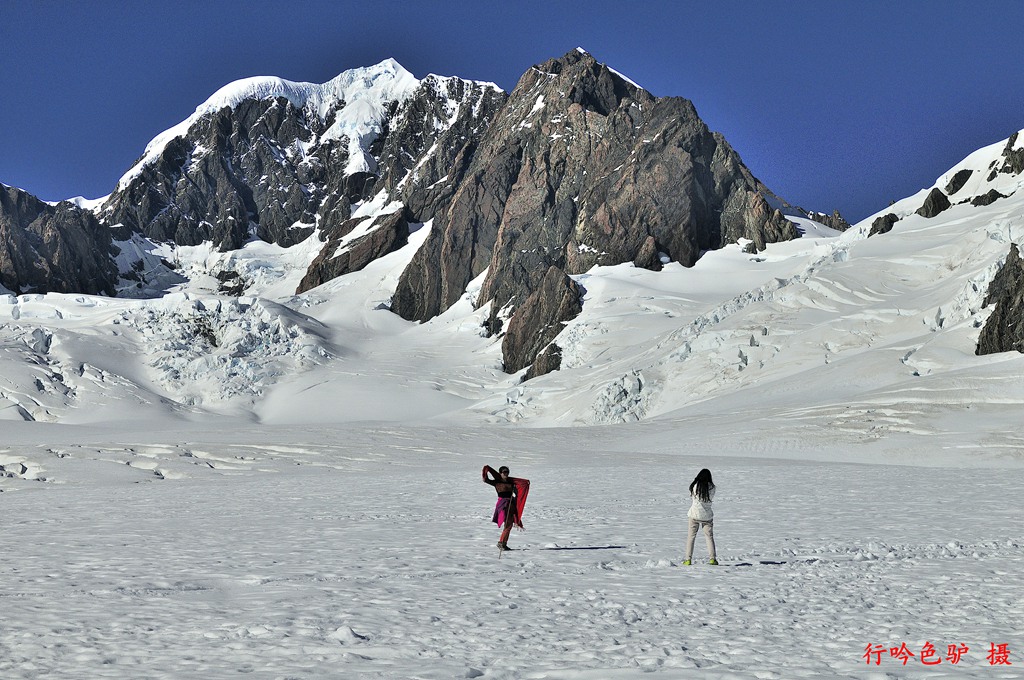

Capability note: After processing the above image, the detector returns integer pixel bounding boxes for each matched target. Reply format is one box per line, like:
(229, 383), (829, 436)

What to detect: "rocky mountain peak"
(391, 50), (798, 378)
(521, 49), (647, 117)
(98, 61), (505, 264)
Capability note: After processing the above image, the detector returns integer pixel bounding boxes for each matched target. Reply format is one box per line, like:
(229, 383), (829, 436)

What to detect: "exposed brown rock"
(977, 243), (1024, 355)
(501, 266), (582, 376)
(868, 213), (899, 237)
(101, 77), (506, 255)
(392, 50), (799, 374)
(297, 211), (409, 292)
(807, 209), (852, 232)
(0, 185), (117, 295)
(916, 187), (951, 218)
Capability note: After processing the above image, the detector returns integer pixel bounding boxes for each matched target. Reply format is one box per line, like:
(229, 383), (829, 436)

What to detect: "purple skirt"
(492, 497), (511, 526)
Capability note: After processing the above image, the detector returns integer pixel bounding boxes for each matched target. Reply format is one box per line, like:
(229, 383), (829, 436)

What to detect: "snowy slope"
(491, 129), (1024, 437)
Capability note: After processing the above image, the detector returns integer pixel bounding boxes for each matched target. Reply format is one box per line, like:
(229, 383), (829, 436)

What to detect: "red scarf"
(509, 477), (530, 530)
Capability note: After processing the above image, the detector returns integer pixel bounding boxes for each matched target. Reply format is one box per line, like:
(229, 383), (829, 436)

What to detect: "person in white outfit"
(684, 468), (718, 565)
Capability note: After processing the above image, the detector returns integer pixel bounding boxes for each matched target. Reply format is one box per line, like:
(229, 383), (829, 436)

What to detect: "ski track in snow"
(0, 432), (1021, 679)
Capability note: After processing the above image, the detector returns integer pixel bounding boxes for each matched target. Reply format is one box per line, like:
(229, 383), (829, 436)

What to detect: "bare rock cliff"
(391, 50), (798, 378)
(0, 185), (117, 295)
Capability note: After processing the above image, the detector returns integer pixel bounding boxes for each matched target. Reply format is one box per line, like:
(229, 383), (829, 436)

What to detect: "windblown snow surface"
(2, 130), (1024, 678)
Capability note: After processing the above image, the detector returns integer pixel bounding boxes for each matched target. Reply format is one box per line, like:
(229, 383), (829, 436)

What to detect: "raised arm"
(482, 465), (499, 486)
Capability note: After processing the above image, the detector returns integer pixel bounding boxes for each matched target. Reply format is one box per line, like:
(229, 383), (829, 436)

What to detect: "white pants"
(686, 517), (716, 561)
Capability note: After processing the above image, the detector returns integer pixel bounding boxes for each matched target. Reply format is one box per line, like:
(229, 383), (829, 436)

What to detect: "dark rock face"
(868, 213), (899, 237)
(101, 73), (507, 258)
(977, 243), (1024, 355)
(945, 168), (974, 195)
(808, 209), (851, 232)
(916, 187), (951, 218)
(377, 76), (508, 222)
(524, 344), (564, 382)
(1, 53), (805, 380)
(971, 189), (1009, 207)
(986, 133), (1024, 181)
(0, 185), (117, 295)
(998, 132), (1024, 176)
(102, 98), (345, 251)
(391, 50), (798, 375)
(501, 266), (582, 377)
(297, 210), (410, 292)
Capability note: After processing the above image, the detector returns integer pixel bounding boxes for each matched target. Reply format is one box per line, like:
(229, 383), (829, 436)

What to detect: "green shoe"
(682, 559), (691, 566)
(709, 558), (719, 566)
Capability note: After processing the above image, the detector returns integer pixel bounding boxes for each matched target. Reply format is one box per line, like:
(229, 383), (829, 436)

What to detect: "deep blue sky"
(2, 1), (1022, 223)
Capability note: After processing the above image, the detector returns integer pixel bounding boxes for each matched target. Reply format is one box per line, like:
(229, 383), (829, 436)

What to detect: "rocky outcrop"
(971, 189), (1009, 207)
(391, 50), (799, 375)
(524, 344), (564, 382)
(500, 266), (582, 377)
(2, 53), (805, 380)
(297, 210), (410, 292)
(916, 187), (951, 218)
(977, 243), (1024, 355)
(868, 213), (899, 237)
(0, 184), (117, 295)
(102, 97), (349, 251)
(997, 132), (1024, 176)
(808, 209), (851, 232)
(945, 168), (974, 195)
(376, 75), (508, 222)
(736, 192), (800, 252)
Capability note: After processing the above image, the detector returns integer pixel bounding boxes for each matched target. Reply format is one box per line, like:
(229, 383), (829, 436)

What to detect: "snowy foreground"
(2, 422), (1022, 679)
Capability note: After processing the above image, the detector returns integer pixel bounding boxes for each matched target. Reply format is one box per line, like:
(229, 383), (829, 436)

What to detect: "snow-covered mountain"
(4, 50), (821, 378)
(1, 51), (1023, 447)
(99, 58), (505, 255)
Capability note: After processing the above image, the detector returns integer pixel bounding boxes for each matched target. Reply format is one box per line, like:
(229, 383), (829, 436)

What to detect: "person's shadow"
(539, 545), (627, 551)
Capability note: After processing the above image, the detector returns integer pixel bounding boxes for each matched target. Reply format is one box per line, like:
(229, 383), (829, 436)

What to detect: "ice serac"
(391, 49), (798, 378)
(0, 184), (117, 295)
(99, 60), (425, 252)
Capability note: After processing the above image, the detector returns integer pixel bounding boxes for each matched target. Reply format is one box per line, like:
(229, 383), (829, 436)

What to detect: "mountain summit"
(390, 50), (798, 376)
(98, 59), (501, 253)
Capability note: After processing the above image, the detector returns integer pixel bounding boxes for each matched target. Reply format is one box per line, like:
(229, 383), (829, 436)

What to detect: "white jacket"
(687, 486), (715, 521)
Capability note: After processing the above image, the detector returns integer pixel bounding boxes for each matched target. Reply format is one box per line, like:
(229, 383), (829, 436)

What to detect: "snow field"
(1, 426), (1021, 678)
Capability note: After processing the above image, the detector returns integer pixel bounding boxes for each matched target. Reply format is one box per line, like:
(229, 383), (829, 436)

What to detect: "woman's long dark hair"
(689, 468), (715, 502)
